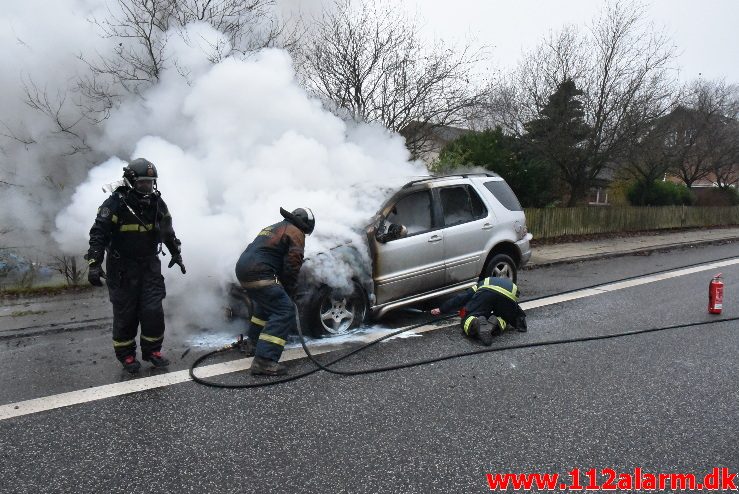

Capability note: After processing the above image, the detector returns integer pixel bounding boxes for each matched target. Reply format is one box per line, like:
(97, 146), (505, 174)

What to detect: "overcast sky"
(397, 0), (739, 83)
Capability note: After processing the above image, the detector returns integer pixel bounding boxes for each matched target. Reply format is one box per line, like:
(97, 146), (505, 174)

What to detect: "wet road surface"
(0, 243), (737, 493)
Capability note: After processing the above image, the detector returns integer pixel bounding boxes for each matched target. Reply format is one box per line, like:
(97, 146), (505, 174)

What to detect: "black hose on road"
(188, 312), (456, 388)
(190, 257), (739, 387)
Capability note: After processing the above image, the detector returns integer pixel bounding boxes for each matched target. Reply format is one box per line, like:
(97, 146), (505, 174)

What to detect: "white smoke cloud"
(54, 34), (427, 328)
(0, 0), (110, 247)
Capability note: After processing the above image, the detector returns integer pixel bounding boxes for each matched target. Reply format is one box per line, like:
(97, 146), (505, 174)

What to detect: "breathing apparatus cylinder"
(708, 273), (724, 314)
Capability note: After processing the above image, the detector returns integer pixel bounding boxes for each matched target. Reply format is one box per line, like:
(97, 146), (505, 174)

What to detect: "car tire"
(299, 282), (368, 337)
(481, 253), (517, 282)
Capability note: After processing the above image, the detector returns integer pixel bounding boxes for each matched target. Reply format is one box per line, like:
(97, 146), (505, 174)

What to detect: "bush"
(627, 180), (695, 206)
(692, 187), (739, 206)
(432, 127), (560, 207)
(720, 187), (739, 206)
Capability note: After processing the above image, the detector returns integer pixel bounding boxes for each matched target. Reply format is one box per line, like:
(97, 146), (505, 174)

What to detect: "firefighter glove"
(168, 254), (186, 274)
(88, 264), (106, 287)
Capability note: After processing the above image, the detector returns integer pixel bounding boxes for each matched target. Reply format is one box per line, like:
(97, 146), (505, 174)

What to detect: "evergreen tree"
(433, 127), (558, 207)
(524, 79), (593, 206)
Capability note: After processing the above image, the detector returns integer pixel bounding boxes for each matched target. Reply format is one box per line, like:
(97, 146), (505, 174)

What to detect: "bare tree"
(53, 255), (87, 286)
(172, 0), (292, 56)
(708, 117), (739, 189)
(0, 119), (36, 147)
(616, 114), (679, 188)
(492, 26), (589, 135)
(492, 0), (677, 205)
(667, 80), (739, 187)
(22, 77), (92, 155)
(78, 0), (296, 118)
(85, 0), (172, 96)
(8, 0), (296, 176)
(296, 0), (488, 159)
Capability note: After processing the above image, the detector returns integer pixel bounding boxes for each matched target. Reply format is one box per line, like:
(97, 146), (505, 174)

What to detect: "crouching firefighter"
(430, 276), (527, 346)
(235, 207), (315, 376)
(86, 158), (186, 374)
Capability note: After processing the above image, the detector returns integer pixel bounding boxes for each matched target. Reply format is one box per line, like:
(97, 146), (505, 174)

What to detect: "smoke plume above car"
(53, 25), (426, 328)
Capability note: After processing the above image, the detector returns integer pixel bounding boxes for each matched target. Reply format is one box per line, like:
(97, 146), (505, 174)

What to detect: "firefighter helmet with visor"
(123, 158), (158, 196)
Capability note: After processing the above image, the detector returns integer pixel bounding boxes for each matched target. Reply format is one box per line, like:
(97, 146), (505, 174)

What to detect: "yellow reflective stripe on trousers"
(463, 316), (475, 335)
(119, 224), (153, 232)
(250, 316), (266, 327)
(141, 335), (163, 342)
(479, 284), (518, 302)
(259, 333), (286, 347)
(113, 339), (135, 348)
(497, 317), (507, 331)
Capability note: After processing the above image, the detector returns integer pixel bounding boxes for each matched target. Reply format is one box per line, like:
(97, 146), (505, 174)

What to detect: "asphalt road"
(1, 243), (737, 493)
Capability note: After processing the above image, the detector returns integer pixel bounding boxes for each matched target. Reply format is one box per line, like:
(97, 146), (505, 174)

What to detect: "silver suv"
(229, 173), (532, 336)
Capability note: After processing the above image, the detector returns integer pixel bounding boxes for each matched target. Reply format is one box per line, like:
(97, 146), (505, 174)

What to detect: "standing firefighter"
(235, 207), (315, 376)
(86, 158), (186, 373)
(431, 276), (527, 346)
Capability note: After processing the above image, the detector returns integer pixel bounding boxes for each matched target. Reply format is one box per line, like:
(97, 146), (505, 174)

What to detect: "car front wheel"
(299, 282), (367, 337)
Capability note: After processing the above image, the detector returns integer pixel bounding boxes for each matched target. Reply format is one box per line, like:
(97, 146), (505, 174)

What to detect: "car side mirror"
(376, 223), (407, 243)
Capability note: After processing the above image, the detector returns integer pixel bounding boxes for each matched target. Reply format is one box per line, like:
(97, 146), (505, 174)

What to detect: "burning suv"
(228, 173), (532, 337)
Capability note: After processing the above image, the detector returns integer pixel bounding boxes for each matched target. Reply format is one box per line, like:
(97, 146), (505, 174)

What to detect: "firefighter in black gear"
(431, 276), (527, 346)
(86, 158), (185, 374)
(235, 207), (315, 376)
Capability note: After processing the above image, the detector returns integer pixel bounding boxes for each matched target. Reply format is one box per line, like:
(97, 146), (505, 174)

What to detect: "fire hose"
(189, 257), (739, 388)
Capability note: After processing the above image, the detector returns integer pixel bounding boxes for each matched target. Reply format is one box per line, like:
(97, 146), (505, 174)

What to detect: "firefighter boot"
(465, 317), (493, 346)
(478, 317), (495, 346)
(250, 356), (288, 376)
(122, 355), (141, 374)
(143, 351), (170, 368)
(515, 315), (528, 332)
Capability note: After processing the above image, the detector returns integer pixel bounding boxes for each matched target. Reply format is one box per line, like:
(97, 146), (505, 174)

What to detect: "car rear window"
(483, 180), (522, 211)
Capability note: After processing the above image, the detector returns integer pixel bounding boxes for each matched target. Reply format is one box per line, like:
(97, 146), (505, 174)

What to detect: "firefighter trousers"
(460, 289), (515, 337)
(245, 283), (295, 362)
(106, 255), (166, 361)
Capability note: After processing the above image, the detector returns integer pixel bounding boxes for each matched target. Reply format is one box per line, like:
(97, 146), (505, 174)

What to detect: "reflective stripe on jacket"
(474, 277), (519, 302)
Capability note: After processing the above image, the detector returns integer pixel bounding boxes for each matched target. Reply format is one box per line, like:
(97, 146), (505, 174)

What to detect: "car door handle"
(482, 223), (493, 230)
(428, 235), (442, 243)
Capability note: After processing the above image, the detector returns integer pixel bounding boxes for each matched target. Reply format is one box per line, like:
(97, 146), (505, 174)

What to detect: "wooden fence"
(524, 206), (739, 240)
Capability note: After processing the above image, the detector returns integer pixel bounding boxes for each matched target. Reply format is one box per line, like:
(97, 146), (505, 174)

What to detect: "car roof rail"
(401, 172), (500, 189)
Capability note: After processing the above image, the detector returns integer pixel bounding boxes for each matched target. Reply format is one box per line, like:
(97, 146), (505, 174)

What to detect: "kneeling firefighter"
(430, 276), (527, 346)
(235, 207), (315, 376)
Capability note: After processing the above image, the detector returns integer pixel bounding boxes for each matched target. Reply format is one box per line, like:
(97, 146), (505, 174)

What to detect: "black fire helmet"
(123, 158), (158, 196)
(280, 207), (315, 235)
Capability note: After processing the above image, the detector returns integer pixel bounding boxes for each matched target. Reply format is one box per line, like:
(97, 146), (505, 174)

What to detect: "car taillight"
(514, 221), (528, 240)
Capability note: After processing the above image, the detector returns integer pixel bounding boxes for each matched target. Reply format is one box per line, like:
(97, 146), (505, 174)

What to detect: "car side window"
(440, 185), (488, 227)
(386, 190), (433, 236)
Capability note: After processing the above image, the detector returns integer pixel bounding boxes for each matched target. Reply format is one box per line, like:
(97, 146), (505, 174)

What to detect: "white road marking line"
(1, 257), (737, 421)
(521, 258), (739, 310)
(406, 258), (739, 334)
(0, 346), (334, 421)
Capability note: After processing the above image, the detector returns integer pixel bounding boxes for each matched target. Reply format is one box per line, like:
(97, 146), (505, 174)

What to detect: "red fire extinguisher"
(708, 273), (724, 314)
